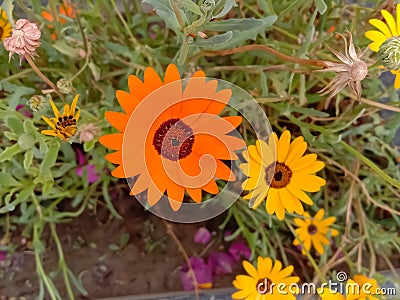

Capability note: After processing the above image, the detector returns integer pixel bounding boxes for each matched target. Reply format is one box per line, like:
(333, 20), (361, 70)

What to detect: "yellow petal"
(63, 104), (70, 116)
(49, 99), (61, 118)
(381, 9), (397, 36)
(41, 129), (58, 137)
(395, 73), (400, 89)
(397, 4), (400, 37)
(42, 116), (56, 130)
(70, 94), (79, 116)
(277, 130), (291, 162)
(369, 19), (392, 38)
(365, 30), (387, 51)
(314, 208), (325, 220)
(74, 109), (81, 121)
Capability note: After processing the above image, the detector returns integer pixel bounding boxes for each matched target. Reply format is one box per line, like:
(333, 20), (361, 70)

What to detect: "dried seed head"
(378, 36), (400, 70)
(3, 19), (41, 63)
(349, 60), (368, 82)
(27, 95), (47, 112)
(56, 78), (74, 94)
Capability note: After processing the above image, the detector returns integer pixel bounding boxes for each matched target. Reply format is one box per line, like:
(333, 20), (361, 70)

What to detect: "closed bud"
(378, 37), (400, 70)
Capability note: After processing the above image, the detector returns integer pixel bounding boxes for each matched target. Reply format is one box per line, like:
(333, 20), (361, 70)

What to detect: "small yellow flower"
(318, 275), (381, 300)
(293, 209), (339, 255)
(365, 4), (400, 88)
(0, 6), (12, 41)
(41, 95), (81, 141)
(240, 130), (326, 220)
(232, 257), (299, 300)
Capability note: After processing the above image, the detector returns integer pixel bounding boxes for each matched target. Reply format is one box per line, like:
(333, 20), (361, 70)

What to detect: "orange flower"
(100, 65), (245, 211)
(42, 1), (76, 39)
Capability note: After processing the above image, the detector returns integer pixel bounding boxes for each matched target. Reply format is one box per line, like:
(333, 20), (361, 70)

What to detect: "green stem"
(50, 223), (75, 300)
(34, 222), (58, 300)
(285, 220), (327, 282)
(340, 141), (400, 189)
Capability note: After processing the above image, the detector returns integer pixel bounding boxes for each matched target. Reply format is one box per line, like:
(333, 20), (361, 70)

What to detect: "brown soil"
(0, 196), (239, 299)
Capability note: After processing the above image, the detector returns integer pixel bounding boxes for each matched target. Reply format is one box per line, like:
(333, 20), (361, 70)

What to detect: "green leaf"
(1, 0), (15, 26)
(40, 140), (61, 174)
(18, 133), (35, 150)
(0, 144), (22, 162)
(192, 31), (233, 48)
(108, 243), (120, 251)
(0, 172), (22, 187)
(24, 149), (34, 170)
(7, 117), (24, 134)
(52, 40), (81, 58)
(1, 82), (35, 110)
(315, 0), (327, 15)
(67, 269), (88, 296)
(176, 0), (202, 15)
(104, 41), (131, 59)
(83, 139), (96, 152)
(119, 233), (130, 248)
(213, 0), (237, 19)
(204, 16), (277, 49)
(23, 119), (38, 135)
(142, 0), (180, 34)
(88, 61), (101, 81)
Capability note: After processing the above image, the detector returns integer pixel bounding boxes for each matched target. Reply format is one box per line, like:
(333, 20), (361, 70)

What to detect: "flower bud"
(379, 36), (400, 70)
(56, 78), (74, 94)
(27, 95), (47, 112)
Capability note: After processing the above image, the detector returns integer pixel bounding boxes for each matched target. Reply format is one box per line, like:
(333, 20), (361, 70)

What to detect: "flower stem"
(191, 44), (328, 67)
(25, 55), (64, 100)
(359, 97), (400, 113)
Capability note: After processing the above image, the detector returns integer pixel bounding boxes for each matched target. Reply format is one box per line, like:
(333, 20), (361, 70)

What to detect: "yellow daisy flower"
(0, 6), (12, 41)
(318, 275), (381, 300)
(365, 4), (400, 88)
(293, 208), (339, 255)
(41, 95), (81, 141)
(240, 130), (326, 220)
(232, 256), (299, 300)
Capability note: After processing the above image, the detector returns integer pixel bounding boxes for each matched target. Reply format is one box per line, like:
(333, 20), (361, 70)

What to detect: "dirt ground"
(0, 194), (240, 299)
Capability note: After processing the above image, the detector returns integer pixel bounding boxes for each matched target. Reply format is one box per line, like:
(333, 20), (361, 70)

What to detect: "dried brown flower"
(318, 32), (368, 100)
(3, 19), (41, 63)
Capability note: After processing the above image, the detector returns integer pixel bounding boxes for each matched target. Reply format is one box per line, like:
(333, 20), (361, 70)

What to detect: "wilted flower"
(77, 123), (100, 143)
(194, 227), (212, 245)
(3, 19), (41, 63)
(318, 32), (368, 100)
(208, 252), (235, 275)
(75, 148), (100, 183)
(228, 241), (251, 262)
(56, 78), (74, 94)
(27, 95), (48, 112)
(180, 257), (213, 291)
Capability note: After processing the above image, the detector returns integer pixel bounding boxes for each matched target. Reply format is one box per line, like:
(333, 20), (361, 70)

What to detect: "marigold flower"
(41, 94), (81, 141)
(99, 64), (245, 211)
(232, 257), (299, 299)
(3, 19), (41, 63)
(365, 4), (400, 88)
(319, 32), (368, 100)
(0, 6), (12, 41)
(240, 130), (326, 220)
(293, 208), (339, 255)
(42, 0), (76, 40)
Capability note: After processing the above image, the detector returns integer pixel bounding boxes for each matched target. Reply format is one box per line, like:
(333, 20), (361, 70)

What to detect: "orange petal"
(42, 11), (54, 22)
(203, 179), (219, 194)
(192, 134), (237, 160)
(105, 111), (129, 132)
(164, 64), (182, 84)
(144, 66), (163, 90)
(111, 165), (126, 178)
(147, 181), (166, 206)
(167, 185), (185, 211)
(105, 151), (122, 164)
(130, 173), (150, 195)
(203, 89), (232, 116)
(128, 74), (151, 102)
(215, 160), (235, 181)
(186, 187), (202, 203)
(116, 90), (138, 114)
(99, 133), (124, 150)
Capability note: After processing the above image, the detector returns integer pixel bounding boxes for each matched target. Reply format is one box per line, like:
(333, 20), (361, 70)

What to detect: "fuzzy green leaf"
(213, 0), (237, 19)
(192, 31), (233, 48)
(142, 0), (181, 34)
(176, 0), (202, 15)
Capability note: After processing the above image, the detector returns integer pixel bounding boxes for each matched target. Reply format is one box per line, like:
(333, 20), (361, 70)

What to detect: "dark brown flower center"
(56, 115), (77, 139)
(307, 223), (318, 235)
(0, 27), (3, 40)
(152, 118), (195, 161)
(256, 278), (271, 294)
(265, 162), (292, 188)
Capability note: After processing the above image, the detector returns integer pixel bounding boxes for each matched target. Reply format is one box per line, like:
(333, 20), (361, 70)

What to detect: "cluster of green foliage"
(0, 0), (399, 299)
